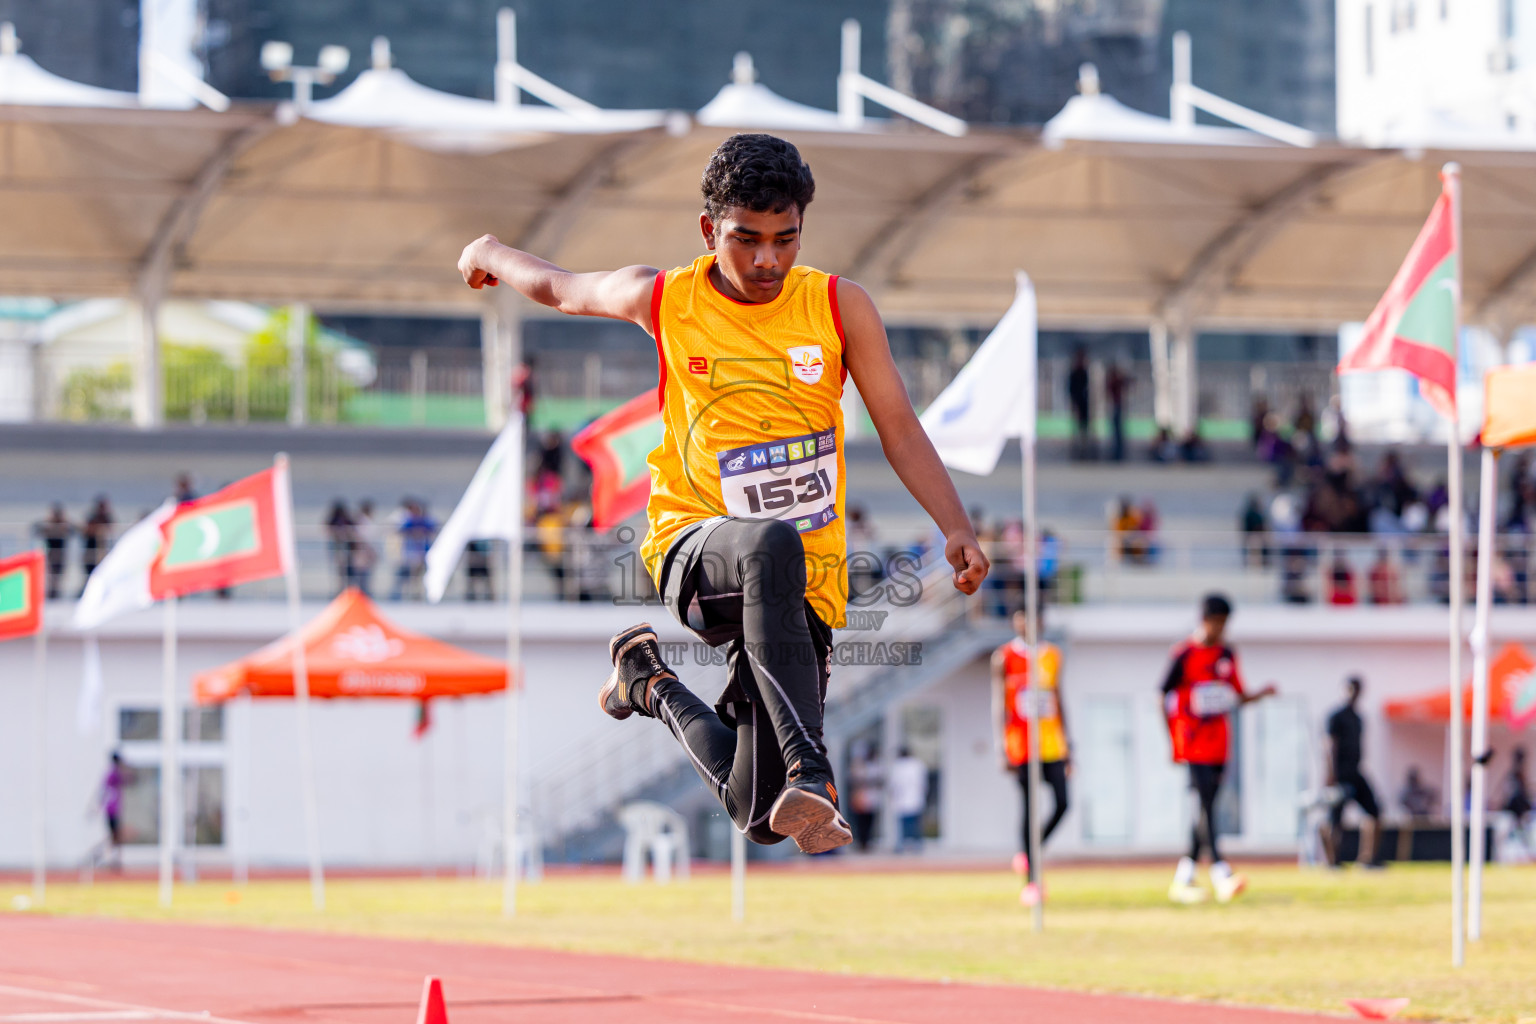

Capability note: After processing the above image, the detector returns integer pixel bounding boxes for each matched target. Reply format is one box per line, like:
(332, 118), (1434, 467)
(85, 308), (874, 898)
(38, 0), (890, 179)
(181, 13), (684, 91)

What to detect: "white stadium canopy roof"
(3, 19), (1536, 342)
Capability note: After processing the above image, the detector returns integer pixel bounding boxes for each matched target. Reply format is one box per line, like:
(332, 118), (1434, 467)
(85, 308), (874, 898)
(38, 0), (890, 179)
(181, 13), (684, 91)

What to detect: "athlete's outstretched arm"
(457, 234), (657, 332)
(838, 277), (988, 595)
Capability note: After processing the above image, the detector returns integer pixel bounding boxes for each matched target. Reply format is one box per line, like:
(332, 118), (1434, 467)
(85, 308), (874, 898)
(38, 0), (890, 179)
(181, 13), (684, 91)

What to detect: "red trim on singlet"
(650, 269), (667, 412)
(829, 275), (848, 388)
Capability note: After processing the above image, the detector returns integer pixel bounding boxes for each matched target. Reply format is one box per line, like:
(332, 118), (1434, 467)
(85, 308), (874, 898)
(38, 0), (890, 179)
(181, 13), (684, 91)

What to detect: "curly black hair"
(700, 133), (816, 223)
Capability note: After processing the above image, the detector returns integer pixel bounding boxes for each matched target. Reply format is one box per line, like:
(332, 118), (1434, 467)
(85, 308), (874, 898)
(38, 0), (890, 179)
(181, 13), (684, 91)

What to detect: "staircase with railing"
(530, 553), (1008, 860)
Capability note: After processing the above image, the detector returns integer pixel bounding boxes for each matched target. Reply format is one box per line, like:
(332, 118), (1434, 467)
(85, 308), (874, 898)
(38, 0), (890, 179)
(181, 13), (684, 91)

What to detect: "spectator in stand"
(1506, 453), (1532, 531)
(1400, 766), (1438, 820)
(1326, 552), (1358, 605)
(351, 499), (379, 595)
(390, 500), (437, 600)
(1067, 347), (1093, 460)
(1367, 548), (1404, 605)
(79, 496), (113, 595)
(1138, 500), (1161, 563)
(1249, 396), (1270, 450)
(464, 540), (494, 601)
(1149, 426), (1178, 463)
(533, 430), (565, 515)
(1112, 497), (1146, 564)
(1292, 394), (1317, 444)
(1178, 428), (1211, 463)
(324, 500), (355, 595)
(1039, 529), (1060, 599)
(1240, 494), (1268, 568)
(1257, 412), (1297, 487)
(33, 503), (74, 600)
(1322, 395), (1350, 454)
(1105, 362), (1130, 462)
(173, 473), (197, 504)
(515, 359), (536, 421)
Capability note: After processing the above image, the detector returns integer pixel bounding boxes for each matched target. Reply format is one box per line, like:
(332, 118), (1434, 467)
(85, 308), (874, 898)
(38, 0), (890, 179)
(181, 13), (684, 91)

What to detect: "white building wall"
(0, 601), (1521, 868)
(1338, 0), (1536, 144)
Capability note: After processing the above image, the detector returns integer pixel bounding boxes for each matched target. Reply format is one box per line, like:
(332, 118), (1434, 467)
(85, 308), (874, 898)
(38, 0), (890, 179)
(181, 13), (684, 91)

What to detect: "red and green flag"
(0, 551), (44, 641)
(1338, 170), (1459, 419)
(571, 387), (663, 529)
(149, 464), (293, 599)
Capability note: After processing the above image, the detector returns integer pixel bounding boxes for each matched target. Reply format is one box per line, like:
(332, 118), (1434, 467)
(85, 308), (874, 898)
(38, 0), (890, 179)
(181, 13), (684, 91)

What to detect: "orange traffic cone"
(416, 977), (448, 1024)
(1344, 997), (1410, 1020)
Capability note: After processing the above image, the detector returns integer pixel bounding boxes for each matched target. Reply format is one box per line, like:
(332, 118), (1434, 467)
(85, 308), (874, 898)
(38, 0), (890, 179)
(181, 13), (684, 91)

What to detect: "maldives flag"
(149, 463), (293, 599)
(572, 388), (664, 529)
(0, 551), (44, 641)
(1338, 171), (1459, 419)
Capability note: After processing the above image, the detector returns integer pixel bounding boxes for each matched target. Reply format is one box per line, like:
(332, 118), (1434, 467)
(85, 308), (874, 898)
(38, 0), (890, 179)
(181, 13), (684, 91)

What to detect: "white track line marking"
(0, 986), (257, 1024)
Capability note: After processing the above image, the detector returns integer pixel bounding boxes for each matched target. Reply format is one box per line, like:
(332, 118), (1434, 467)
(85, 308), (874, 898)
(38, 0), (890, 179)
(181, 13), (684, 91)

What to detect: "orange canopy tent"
(193, 588), (509, 704)
(1383, 643), (1536, 730)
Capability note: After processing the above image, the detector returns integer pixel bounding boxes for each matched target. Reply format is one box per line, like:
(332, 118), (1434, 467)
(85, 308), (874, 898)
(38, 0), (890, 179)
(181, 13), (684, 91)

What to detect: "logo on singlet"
(787, 345), (824, 385)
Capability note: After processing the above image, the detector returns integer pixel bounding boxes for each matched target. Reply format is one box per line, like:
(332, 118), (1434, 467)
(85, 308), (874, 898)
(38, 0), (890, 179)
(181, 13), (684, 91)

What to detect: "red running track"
(0, 915), (1340, 1024)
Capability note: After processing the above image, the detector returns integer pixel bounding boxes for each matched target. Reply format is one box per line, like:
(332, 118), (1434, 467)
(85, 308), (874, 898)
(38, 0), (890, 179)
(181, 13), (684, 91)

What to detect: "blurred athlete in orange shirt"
(1161, 593), (1277, 903)
(992, 605), (1070, 907)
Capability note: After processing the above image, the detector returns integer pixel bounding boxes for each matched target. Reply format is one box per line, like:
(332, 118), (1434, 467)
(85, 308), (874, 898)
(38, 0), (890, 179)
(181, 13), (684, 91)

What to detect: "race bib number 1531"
(716, 430), (839, 535)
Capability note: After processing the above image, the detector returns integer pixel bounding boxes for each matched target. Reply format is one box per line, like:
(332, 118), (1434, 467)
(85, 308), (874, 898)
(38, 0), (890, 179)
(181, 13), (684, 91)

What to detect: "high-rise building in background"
(3, 0), (1335, 130)
(1337, 0), (1536, 145)
(888, 0), (1335, 131)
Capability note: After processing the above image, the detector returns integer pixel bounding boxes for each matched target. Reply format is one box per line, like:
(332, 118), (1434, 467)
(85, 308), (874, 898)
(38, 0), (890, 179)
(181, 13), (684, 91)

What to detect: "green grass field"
(7, 864), (1533, 1023)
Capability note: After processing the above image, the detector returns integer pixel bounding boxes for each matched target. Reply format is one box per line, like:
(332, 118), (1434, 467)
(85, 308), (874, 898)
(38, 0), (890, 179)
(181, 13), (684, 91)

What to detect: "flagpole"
(503, 412), (525, 918)
(32, 618), (48, 906)
(731, 825), (746, 921)
(1023, 382), (1043, 934)
(1469, 444), (1497, 940)
(276, 453), (325, 911)
(159, 593), (178, 908)
(1444, 160), (1466, 969)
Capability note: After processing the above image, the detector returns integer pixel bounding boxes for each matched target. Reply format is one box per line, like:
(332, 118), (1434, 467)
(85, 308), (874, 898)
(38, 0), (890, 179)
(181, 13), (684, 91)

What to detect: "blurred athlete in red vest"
(1161, 593), (1277, 904)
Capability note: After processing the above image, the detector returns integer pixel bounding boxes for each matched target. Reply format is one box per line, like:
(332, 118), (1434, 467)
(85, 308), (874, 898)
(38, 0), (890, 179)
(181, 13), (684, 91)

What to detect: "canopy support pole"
(1469, 445), (1498, 940)
(31, 619), (47, 906)
(158, 594), (178, 907)
(501, 316), (526, 917)
(1149, 321), (1173, 432)
(132, 294), (164, 429)
(1171, 319), (1197, 440)
(481, 306), (506, 431)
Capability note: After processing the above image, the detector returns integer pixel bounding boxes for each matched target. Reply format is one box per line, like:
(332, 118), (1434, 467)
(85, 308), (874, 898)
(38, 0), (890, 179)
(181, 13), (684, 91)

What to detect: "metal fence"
(2, 520), (1522, 609)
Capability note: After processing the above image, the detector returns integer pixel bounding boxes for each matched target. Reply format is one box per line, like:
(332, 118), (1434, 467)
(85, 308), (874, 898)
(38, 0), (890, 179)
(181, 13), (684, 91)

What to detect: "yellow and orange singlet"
(1000, 638), (1067, 766)
(640, 254), (849, 627)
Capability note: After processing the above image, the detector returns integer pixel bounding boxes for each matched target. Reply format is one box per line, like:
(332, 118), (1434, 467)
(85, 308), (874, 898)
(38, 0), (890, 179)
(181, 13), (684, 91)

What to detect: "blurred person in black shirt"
(1324, 675), (1383, 867)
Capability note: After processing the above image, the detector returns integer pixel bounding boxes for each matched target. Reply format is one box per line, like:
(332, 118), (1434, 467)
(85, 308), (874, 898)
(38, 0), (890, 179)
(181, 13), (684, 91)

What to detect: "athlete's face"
(1201, 614), (1228, 646)
(700, 205), (802, 303)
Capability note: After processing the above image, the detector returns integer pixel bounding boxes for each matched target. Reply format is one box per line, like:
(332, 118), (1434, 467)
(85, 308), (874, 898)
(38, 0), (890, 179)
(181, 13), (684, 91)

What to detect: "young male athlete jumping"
(457, 133), (989, 854)
(1161, 593), (1277, 903)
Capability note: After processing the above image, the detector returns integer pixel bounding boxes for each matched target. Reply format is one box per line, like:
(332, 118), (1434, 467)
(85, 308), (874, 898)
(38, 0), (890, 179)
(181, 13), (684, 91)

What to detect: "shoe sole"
(597, 667), (633, 720)
(769, 788), (852, 855)
(1168, 887), (1208, 905)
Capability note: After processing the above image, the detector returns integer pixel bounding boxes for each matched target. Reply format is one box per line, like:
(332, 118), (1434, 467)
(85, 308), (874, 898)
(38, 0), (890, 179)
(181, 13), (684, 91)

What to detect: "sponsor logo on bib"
(788, 345), (824, 385)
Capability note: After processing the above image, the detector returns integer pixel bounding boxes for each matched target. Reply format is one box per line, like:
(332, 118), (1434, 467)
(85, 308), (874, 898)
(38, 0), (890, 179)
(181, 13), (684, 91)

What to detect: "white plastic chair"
(618, 801), (690, 884)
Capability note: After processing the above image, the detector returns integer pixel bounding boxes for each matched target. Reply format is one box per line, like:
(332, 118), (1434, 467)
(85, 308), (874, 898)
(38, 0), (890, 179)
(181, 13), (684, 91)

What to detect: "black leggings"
(1188, 763), (1225, 863)
(1017, 759), (1070, 863)
(652, 517), (834, 845)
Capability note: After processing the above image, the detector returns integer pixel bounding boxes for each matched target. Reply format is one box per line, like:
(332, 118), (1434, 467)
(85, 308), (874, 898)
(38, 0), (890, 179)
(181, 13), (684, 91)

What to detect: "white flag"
(919, 271), (1037, 476)
(73, 499), (174, 736)
(425, 418), (524, 603)
(73, 500), (175, 631)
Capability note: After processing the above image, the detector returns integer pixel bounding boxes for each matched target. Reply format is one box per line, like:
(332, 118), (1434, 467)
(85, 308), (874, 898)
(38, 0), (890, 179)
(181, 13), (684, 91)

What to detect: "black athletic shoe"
(599, 623), (674, 720)
(769, 760), (852, 855)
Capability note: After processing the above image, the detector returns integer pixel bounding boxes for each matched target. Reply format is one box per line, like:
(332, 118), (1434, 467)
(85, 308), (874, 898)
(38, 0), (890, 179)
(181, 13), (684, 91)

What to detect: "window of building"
(113, 703), (226, 847)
